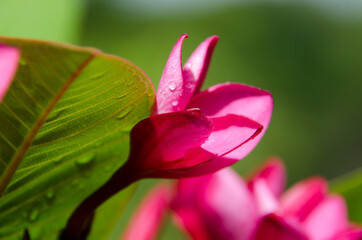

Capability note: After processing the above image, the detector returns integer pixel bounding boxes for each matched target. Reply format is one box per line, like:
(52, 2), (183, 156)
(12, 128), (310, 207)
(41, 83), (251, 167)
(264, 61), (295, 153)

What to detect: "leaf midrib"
(0, 53), (97, 197)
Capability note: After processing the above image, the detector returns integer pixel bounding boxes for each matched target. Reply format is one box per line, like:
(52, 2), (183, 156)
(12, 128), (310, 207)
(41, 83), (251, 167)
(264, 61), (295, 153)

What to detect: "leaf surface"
(0, 37), (154, 239)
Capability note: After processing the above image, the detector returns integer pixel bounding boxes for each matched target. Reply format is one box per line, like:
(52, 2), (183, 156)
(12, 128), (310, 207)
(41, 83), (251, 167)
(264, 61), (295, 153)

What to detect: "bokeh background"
(1, 0), (361, 238)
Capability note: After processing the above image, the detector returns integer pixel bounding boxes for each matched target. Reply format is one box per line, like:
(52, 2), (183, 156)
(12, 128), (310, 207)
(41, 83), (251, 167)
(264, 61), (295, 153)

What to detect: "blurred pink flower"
(123, 158), (362, 240)
(0, 44), (19, 102)
(121, 184), (171, 240)
(127, 34), (273, 178)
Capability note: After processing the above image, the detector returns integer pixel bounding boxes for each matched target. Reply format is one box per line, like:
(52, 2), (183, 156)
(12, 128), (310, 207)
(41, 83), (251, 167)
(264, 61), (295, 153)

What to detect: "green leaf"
(88, 183), (138, 240)
(331, 167), (362, 224)
(0, 37), (154, 239)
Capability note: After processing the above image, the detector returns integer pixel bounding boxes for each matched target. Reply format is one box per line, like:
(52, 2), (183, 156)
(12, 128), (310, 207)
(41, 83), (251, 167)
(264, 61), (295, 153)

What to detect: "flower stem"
(60, 162), (141, 240)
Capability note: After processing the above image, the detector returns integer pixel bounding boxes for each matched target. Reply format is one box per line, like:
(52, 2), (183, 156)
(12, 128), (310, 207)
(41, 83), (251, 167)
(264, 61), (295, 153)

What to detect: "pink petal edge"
(156, 34), (188, 114)
(0, 44), (20, 102)
(280, 177), (328, 221)
(249, 157), (286, 197)
(171, 168), (258, 240)
(302, 195), (349, 240)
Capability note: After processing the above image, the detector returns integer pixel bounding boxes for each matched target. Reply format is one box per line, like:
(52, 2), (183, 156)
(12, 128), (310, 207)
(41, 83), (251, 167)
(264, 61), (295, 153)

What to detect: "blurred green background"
(1, 0), (361, 238)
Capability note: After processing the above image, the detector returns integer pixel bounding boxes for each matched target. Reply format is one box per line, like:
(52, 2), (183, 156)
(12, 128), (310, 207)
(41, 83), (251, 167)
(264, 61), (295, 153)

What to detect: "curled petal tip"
(180, 33), (189, 40)
(183, 35), (219, 95)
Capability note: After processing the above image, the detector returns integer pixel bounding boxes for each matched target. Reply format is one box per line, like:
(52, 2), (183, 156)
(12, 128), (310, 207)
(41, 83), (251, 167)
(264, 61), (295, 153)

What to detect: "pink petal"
(249, 179), (280, 217)
(0, 44), (20, 102)
(249, 157), (286, 197)
(121, 184), (171, 240)
(253, 214), (308, 240)
(128, 109), (214, 173)
(183, 83), (272, 174)
(201, 114), (263, 157)
(156, 34), (188, 114)
(302, 195), (349, 240)
(163, 114), (263, 177)
(182, 35), (219, 101)
(280, 177), (328, 221)
(171, 168), (258, 240)
(331, 226), (362, 240)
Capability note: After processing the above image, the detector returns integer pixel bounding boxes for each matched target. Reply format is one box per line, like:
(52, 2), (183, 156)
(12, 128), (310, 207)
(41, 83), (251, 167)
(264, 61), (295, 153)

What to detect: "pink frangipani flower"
(121, 184), (171, 240)
(64, 34), (273, 239)
(0, 44), (20, 102)
(123, 158), (362, 240)
(127, 34), (273, 178)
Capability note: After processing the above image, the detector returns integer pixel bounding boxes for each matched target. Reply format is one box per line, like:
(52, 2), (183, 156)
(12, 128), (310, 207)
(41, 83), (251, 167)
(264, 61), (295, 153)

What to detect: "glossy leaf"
(0, 37), (154, 239)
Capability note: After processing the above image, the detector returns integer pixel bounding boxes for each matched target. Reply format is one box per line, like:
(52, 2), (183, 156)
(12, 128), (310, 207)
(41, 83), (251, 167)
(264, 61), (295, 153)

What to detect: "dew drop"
(186, 82), (193, 89)
(169, 82), (176, 91)
(22, 211), (28, 219)
(19, 57), (27, 66)
(172, 100), (178, 107)
(29, 209), (39, 222)
(71, 179), (80, 187)
(45, 109), (65, 123)
(53, 157), (62, 164)
(104, 164), (113, 173)
(76, 153), (95, 165)
(116, 107), (132, 120)
(116, 91), (128, 99)
(46, 191), (54, 199)
(90, 73), (104, 79)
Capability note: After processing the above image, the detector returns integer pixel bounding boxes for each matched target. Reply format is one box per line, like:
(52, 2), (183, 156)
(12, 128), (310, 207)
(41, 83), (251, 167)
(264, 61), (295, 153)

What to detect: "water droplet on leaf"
(90, 73), (104, 79)
(19, 57), (27, 66)
(29, 209), (39, 221)
(104, 164), (113, 173)
(116, 91), (128, 99)
(46, 191), (54, 199)
(116, 107), (132, 120)
(76, 153), (95, 165)
(169, 82), (176, 91)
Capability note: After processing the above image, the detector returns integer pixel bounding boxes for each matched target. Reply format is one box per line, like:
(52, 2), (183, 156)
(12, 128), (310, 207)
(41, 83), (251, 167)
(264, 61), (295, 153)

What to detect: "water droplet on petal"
(29, 209), (39, 221)
(186, 83), (193, 89)
(172, 100), (178, 107)
(116, 107), (132, 120)
(76, 153), (95, 165)
(169, 82), (176, 91)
